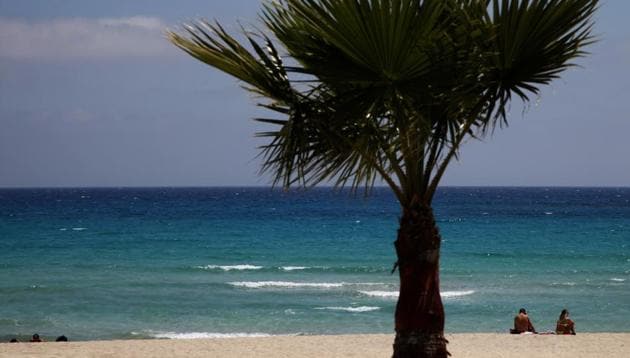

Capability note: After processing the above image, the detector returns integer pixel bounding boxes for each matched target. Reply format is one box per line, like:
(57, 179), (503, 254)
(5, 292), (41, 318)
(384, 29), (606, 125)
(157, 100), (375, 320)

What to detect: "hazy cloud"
(0, 16), (175, 60)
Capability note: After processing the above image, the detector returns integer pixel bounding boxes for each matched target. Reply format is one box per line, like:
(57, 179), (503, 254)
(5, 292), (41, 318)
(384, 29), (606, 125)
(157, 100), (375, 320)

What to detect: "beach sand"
(1, 333), (629, 357)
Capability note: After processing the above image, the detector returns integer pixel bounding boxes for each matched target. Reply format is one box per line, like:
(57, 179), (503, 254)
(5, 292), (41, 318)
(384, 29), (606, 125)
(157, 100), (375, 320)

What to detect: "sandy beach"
(1, 333), (629, 357)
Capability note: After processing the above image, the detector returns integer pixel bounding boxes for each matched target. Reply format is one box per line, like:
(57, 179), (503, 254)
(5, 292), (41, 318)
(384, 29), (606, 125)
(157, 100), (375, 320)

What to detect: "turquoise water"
(1, 187), (629, 341)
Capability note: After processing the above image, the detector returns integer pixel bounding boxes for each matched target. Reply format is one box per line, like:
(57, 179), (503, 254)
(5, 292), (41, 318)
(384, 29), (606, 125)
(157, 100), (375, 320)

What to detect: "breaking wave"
(195, 265), (263, 271)
(315, 306), (380, 313)
(146, 331), (272, 339)
(228, 281), (344, 289)
(358, 290), (475, 299)
(279, 266), (308, 271)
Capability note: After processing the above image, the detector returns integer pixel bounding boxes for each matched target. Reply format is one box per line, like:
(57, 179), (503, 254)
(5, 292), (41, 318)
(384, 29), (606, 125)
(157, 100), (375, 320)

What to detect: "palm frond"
(167, 21), (294, 102)
(482, 0), (598, 129)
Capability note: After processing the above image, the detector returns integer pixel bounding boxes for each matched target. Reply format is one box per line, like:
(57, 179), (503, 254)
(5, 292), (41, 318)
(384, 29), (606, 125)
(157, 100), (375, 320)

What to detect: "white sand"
(1, 333), (629, 357)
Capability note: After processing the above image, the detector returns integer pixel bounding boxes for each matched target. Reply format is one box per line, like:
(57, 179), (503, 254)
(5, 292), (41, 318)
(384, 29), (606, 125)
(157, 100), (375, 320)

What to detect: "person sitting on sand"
(30, 333), (43, 342)
(511, 308), (536, 334)
(56, 335), (68, 342)
(556, 309), (576, 335)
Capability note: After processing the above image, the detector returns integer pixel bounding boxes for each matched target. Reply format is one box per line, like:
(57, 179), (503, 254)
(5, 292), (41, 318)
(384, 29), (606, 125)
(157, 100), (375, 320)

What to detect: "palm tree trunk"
(392, 204), (448, 358)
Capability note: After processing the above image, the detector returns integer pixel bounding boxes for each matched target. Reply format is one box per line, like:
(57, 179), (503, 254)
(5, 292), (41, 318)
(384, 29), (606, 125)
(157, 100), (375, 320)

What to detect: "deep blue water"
(0, 187), (629, 341)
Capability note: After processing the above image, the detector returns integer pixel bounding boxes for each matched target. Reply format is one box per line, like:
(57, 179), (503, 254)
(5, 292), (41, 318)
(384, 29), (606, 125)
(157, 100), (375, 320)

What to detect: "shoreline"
(2, 333), (630, 357)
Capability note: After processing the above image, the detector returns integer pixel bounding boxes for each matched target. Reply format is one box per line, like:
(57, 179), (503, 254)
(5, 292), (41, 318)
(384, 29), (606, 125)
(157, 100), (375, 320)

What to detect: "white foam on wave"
(358, 290), (398, 298)
(315, 306), (380, 313)
(72, 227), (87, 231)
(280, 266), (308, 271)
(229, 281), (344, 289)
(150, 332), (272, 339)
(610, 278), (626, 282)
(196, 265), (263, 271)
(442, 290), (475, 298)
(354, 282), (388, 286)
(359, 290), (475, 299)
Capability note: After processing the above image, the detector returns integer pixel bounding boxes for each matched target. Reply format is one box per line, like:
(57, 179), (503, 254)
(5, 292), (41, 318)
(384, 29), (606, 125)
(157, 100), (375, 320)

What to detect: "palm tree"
(168, 1), (597, 356)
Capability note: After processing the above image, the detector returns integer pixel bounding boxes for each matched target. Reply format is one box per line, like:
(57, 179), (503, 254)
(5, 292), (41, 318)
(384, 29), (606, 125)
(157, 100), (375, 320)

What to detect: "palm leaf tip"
(167, 18), (296, 104)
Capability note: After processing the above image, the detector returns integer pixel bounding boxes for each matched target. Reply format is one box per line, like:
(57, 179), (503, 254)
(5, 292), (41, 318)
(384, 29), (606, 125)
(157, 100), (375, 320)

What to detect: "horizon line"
(1, 185), (628, 190)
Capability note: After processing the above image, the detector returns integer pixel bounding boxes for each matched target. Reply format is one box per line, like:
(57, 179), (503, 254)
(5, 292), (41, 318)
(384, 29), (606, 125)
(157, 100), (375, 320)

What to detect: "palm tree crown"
(169, 0), (597, 206)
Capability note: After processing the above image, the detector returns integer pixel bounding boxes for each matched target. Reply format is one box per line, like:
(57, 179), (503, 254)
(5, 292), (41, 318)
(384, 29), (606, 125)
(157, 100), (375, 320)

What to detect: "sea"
(1, 187), (628, 341)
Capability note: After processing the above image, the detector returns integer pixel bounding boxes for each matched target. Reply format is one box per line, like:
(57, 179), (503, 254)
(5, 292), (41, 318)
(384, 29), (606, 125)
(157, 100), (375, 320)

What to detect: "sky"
(0, 0), (628, 188)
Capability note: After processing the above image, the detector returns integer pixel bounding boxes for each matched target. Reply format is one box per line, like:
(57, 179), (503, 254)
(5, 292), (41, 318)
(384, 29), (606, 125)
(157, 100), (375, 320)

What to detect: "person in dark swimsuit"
(511, 308), (536, 334)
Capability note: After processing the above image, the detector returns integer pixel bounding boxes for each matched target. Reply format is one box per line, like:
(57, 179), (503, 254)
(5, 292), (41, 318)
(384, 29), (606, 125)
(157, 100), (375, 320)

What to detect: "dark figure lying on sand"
(8, 334), (68, 343)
